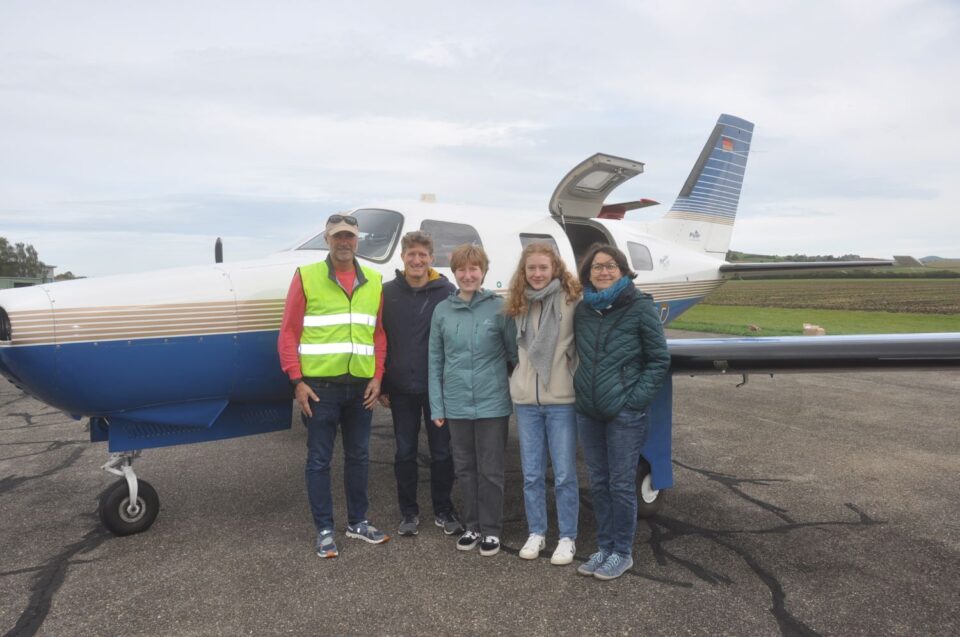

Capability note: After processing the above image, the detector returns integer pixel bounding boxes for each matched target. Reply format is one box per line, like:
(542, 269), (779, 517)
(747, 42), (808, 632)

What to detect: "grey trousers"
(448, 416), (509, 537)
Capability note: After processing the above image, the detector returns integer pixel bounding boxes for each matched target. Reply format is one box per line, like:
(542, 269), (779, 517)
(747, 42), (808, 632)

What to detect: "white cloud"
(1, 0), (958, 276)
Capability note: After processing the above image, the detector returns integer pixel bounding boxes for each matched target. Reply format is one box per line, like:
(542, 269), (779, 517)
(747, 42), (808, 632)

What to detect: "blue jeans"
(302, 380), (372, 532)
(577, 408), (649, 557)
(515, 404), (579, 539)
(391, 392), (455, 517)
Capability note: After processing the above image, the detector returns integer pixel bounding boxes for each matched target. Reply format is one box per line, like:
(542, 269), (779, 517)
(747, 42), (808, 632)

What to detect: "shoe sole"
(456, 539), (479, 551)
(550, 554), (574, 565)
(593, 561), (633, 581)
(519, 543), (545, 560)
(317, 549), (339, 558)
(479, 545), (500, 556)
(398, 528), (419, 537)
(345, 530), (391, 544)
(577, 565), (597, 576)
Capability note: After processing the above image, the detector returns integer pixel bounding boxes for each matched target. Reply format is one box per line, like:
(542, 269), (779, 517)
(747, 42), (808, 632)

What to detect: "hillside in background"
(725, 251), (960, 279)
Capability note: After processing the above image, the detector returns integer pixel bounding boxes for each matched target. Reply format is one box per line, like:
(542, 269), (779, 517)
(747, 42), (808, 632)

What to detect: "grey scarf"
(516, 278), (563, 386)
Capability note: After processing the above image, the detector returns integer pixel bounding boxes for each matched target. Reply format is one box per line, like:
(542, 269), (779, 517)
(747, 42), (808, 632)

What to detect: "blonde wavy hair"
(504, 242), (582, 317)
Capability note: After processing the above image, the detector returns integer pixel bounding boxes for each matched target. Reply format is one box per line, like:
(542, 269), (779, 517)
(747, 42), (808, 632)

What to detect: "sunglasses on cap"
(326, 214), (358, 226)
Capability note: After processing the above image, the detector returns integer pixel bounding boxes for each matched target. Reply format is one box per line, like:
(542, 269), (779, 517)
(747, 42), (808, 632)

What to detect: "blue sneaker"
(345, 520), (390, 544)
(594, 553), (633, 580)
(577, 550), (610, 576)
(315, 530), (338, 558)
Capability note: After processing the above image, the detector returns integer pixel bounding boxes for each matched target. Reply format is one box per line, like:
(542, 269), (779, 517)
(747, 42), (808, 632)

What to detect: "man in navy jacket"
(380, 231), (463, 537)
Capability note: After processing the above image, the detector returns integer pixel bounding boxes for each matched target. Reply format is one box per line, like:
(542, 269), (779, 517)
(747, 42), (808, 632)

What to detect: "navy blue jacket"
(382, 269), (456, 395)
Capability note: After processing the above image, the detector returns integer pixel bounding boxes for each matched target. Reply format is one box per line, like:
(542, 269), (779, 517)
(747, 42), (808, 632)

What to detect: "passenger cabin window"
(296, 208), (404, 263)
(420, 220), (483, 267)
(519, 233), (560, 254)
(628, 241), (653, 271)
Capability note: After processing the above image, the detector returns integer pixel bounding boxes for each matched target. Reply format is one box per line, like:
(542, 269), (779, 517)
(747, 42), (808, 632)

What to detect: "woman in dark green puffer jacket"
(573, 244), (670, 581)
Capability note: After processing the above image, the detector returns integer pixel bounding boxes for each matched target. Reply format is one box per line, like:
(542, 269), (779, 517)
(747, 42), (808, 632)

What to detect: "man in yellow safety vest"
(278, 213), (390, 558)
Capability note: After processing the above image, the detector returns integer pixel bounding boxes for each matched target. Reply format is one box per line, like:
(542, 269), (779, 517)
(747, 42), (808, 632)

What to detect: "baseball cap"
(325, 214), (360, 236)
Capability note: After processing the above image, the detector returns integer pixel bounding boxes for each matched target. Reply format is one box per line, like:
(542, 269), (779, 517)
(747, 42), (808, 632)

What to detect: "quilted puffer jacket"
(573, 284), (670, 421)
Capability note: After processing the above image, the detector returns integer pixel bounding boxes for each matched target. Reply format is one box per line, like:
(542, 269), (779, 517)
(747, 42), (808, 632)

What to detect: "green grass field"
(669, 279), (960, 336)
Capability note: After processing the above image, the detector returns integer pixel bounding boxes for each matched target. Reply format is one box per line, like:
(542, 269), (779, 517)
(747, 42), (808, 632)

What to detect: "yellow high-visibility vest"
(298, 259), (382, 378)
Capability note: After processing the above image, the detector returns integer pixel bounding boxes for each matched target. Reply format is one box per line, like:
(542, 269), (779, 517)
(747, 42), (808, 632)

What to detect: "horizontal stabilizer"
(599, 199), (659, 219)
(719, 260), (893, 276)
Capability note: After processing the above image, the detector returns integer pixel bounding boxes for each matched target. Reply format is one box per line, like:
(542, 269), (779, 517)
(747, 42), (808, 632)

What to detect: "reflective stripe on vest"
(298, 260), (382, 378)
(302, 313), (377, 327)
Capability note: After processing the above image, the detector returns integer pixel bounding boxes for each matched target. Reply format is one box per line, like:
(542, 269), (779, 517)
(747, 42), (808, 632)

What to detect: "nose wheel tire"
(99, 478), (159, 536)
(637, 459), (664, 519)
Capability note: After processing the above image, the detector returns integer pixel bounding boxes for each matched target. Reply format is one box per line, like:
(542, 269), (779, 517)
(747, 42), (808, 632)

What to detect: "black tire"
(99, 478), (159, 536)
(637, 458), (664, 519)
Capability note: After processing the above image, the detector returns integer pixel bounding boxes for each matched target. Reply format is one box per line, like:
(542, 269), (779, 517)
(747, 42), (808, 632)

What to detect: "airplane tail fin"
(650, 114), (754, 256)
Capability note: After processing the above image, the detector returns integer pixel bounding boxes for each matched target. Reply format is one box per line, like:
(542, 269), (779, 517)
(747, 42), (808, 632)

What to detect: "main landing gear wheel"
(99, 479), (159, 536)
(637, 459), (664, 519)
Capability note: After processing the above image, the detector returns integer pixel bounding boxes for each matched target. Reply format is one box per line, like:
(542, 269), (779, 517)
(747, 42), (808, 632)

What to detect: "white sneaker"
(518, 533), (545, 560)
(550, 537), (576, 565)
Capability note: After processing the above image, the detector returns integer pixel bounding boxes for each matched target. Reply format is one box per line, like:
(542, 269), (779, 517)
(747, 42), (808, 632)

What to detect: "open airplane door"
(549, 153), (645, 219)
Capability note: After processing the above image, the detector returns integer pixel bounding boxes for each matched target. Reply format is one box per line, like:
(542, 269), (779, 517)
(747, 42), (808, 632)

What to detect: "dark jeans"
(391, 392), (455, 517)
(577, 408), (649, 557)
(302, 380), (372, 533)
(448, 417), (509, 537)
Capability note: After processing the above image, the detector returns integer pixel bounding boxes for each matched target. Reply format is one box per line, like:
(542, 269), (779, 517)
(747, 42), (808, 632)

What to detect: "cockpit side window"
(627, 241), (654, 271)
(297, 209), (404, 263)
(419, 220), (483, 267)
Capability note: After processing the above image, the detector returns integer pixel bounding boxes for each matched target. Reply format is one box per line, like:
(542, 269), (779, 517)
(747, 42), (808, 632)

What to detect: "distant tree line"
(726, 250), (870, 262)
(0, 237), (77, 280)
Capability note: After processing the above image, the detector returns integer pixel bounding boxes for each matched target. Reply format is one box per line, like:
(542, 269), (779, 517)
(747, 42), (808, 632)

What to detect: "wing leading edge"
(719, 260), (894, 275)
(668, 332), (960, 374)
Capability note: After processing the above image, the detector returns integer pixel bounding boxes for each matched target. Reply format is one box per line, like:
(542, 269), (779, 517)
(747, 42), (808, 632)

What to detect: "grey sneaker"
(345, 520), (390, 544)
(434, 511), (465, 536)
(398, 514), (419, 537)
(594, 553), (633, 580)
(315, 530), (338, 558)
(577, 550), (610, 576)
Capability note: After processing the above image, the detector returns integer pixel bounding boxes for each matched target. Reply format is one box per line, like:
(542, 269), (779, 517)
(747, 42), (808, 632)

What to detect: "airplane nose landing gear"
(99, 451), (159, 536)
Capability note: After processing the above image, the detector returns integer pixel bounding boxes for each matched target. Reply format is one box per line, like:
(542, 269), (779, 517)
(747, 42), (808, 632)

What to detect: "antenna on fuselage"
(215, 238), (223, 263)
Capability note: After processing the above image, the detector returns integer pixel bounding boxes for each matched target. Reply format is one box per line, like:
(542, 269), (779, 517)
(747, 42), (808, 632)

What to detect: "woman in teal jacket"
(573, 244), (670, 581)
(429, 244), (517, 557)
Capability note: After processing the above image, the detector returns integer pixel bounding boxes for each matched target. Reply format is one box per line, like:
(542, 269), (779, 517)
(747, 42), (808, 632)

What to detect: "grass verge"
(669, 305), (960, 336)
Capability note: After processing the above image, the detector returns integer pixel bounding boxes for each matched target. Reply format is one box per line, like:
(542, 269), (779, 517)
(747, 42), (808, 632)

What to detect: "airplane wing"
(719, 260), (894, 275)
(668, 332), (960, 374)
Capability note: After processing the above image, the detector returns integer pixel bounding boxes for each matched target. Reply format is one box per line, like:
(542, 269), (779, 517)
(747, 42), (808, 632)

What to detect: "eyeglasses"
(327, 214), (358, 226)
(590, 262), (620, 273)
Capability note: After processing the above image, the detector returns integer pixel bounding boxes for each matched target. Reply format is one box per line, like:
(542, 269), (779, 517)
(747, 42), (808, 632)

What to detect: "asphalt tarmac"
(1, 331), (958, 636)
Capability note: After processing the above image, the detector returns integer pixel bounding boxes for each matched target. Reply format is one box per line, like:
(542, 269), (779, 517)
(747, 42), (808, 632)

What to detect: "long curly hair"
(504, 242), (582, 317)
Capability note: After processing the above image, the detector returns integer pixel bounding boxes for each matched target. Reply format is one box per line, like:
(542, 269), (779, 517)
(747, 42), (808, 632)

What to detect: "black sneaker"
(398, 514), (419, 537)
(435, 511), (465, 536)
(456, 530), (480, 551)
(479, 535), (500, 556)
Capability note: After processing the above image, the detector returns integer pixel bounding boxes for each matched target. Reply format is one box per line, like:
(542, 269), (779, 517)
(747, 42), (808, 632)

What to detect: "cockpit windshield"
(296, 208), (404, 262)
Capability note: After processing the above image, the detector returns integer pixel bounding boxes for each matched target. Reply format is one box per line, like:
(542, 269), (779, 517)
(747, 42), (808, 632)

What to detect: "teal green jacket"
(574, 285), (670, 421)
(428, 289), (518, 420)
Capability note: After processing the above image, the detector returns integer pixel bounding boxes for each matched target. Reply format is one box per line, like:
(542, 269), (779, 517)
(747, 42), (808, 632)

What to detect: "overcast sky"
(2, 0), (958, 277)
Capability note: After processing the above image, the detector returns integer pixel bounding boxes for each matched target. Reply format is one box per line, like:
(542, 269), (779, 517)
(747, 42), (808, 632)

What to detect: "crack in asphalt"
(628, 462), (884, 637)
(2, 519), (112, 637)
(0, 448), (85, 496)
(673, 459), (795, 523)
(0, 440), (85, 462)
